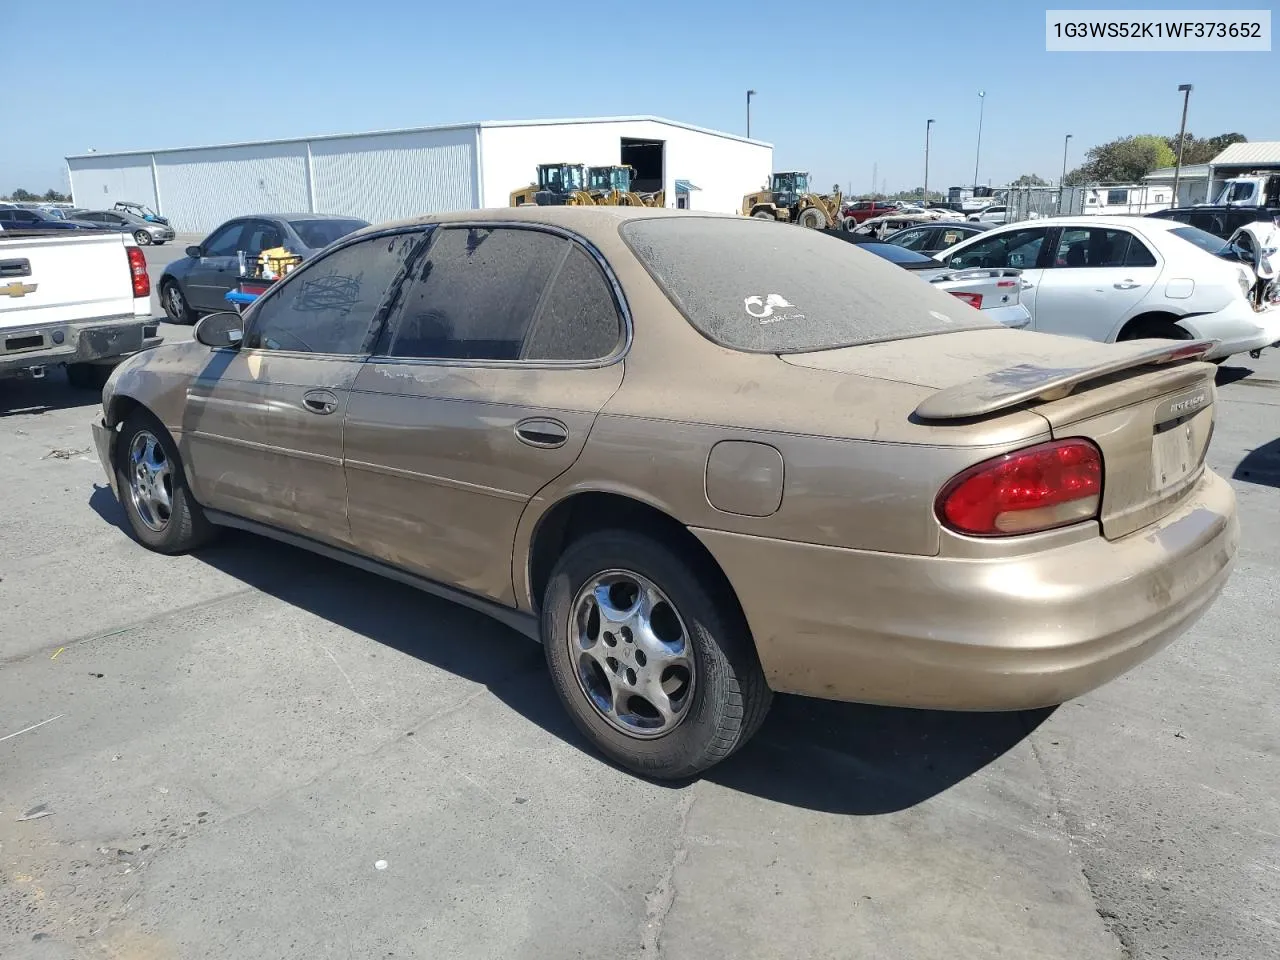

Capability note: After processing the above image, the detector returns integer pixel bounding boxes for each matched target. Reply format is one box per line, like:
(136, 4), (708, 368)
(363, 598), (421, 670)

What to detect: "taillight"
(950, 291), (983, 308)
(126, 246), (150, 298)
(937, 438), (1103, 536)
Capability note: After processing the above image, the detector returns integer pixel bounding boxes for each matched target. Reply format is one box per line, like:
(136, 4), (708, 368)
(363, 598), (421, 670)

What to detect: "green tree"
(10, 188), (36, 201)
(42, 189), (69, 202)
(1012, 173), (1048, 186)
(1066, 135), (1177, 184)
(1167, 131), (1247, 165)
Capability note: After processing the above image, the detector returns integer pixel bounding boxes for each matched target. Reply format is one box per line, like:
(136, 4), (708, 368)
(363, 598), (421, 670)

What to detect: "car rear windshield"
(1169, 225), (1230, 256)
(620, 217), (992, 353)
(855, 241), (938, 266)
(287, 218), (369, 250)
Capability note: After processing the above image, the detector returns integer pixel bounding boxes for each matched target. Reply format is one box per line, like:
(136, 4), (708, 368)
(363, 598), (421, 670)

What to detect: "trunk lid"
(782, 328), (1219, 539)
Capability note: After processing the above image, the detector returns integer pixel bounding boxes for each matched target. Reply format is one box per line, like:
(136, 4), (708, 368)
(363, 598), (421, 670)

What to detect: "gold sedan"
(90, 207), (1238, 779)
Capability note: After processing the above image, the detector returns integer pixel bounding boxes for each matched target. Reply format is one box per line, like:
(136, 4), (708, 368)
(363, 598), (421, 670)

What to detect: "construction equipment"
(586, 165), (649, 205)
(742, 172), (843, 229)
(509, 163), (594, 206)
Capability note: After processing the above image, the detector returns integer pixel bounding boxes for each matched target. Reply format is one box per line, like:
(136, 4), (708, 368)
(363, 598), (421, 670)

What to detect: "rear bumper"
(1178, 301), (1280, 359)
(0, 317), (160, 379)
(985, 303), (1031, 329)
(694, 469), (1238, 710)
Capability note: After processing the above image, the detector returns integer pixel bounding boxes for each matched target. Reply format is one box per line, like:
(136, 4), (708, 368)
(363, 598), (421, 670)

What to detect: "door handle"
(302, 389), (338, 415)
(1114, 280), (1141, 289)
(515, 418), (568, 448)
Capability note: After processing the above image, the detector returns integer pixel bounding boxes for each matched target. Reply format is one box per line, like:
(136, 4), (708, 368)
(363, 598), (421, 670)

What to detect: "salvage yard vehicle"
(113, 201), (170, 226)
(510, 164), (594, 207)
(934, 215), (1280, 361)
(159, 213), (369, 322)
(0, 207), (98, 232)
(92, 208), (1237, 779)
(74, 209), (176, 246)
(742, 172), (842, 228)
(823, 230), (1030, 328)
(884, 220), (991, 254)
(1, 229), (158, 388)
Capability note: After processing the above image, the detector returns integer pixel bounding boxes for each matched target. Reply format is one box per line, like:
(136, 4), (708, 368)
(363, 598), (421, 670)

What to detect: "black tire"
(751, 210), (775, 219)
(541, 528), (772, 779)
(114, 408), (214, 554)
(797, 207), (828, 229)
(161, 280), (196, 324)
(65, 362), (113, 391)
(133, 230), (152, 246)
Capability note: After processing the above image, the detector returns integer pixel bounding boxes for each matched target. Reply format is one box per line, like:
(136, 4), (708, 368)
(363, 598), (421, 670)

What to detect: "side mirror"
(185, 245), (203, 258)
(193, 311), (243, 349)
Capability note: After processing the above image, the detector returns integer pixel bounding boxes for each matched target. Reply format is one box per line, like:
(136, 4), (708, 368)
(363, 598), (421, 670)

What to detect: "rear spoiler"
(914, 339), (1216, 420)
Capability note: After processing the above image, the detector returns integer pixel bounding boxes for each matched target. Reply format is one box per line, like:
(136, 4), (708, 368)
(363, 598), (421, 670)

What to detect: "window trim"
(369, 221), (632, 371)
(236, 224), (431, 359)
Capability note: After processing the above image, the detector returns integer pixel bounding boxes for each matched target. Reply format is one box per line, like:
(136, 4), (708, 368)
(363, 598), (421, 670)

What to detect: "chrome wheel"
(127, 430), (172, 532)
(133, 230), (152, 246)
(165, 284), (185, 321)
(569, 570), (695, 739)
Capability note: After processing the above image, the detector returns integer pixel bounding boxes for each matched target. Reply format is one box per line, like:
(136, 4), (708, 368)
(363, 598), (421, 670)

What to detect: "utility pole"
(973, 91), (985, 191)
(1060, 133), (1073, 213)
(1171, 84), (1193, 207)
(924, 119), (935, 204)
(871, 161), (877, 196)
(746, 89), (756, 139)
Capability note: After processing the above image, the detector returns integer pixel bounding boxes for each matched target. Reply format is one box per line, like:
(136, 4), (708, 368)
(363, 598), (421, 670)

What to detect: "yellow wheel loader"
(509, 163), (595, 206)
(742, 172), (843, 228)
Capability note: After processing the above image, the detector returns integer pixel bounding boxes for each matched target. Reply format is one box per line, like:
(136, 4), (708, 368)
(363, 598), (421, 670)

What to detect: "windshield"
(1169, 225), (1230, 256)
(286, 218), (370, 250)
(1217, 181), (1256, 204)
(621, 217), (992, 354)
(771, 173), (809, 195)
(539, 165), (585, 193)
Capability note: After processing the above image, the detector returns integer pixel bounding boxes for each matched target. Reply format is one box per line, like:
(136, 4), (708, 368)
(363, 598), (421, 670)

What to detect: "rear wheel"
(133, 230), (152, 246)
(162, 281), (196, 324)
(541, 529), (771, 779)
(751, 209), (775, 219)
(114, 409), (214, 554)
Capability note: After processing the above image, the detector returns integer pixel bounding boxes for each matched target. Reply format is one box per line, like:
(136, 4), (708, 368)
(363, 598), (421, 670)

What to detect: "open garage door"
(621, 138), (665, 195)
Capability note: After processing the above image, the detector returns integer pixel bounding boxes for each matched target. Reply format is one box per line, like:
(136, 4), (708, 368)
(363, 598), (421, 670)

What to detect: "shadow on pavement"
(1214, 363), (1255, 387)
(1233, 436), (1280, 488)
(0, 370), (102, 417)
(90, 511), (1046, 815)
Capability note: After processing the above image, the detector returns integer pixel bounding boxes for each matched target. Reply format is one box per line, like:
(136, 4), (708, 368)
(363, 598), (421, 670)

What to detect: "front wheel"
(114, 410), (214, 554)
(541, 529), (772, 779)
(797, 207), (828, 229)
(133, 230), (152, 246)
(162, 281), (196, 324)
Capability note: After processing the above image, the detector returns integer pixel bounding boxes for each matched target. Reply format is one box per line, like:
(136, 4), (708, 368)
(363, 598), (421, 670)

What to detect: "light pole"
(972, 90), (985, 192)
(924, 118), (935, 205)
(746, 89), (756, 139)
(1171, 83), (1193, 207)
(1059, 133), (1073, 213)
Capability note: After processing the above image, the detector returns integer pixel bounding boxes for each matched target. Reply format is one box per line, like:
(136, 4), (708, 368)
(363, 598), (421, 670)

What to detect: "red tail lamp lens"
(938, 438), (1103, 536)
(126, 246), (150, 298)
(950, 291), (983, 309)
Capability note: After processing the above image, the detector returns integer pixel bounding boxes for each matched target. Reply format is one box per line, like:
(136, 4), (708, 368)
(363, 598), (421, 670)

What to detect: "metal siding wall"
(67, 155), (157, 212)
(154, 144), (309, 233)
(479, 120), (772, 214)
(310, 128), (476, 223)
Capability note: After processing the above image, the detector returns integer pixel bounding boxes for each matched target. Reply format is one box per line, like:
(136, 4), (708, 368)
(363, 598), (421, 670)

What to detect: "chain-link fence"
(1004, 185), (1086, 222)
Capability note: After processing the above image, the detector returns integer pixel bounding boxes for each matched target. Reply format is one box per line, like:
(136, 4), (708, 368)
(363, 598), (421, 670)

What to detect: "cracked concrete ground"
(1, 280), (1277, 958)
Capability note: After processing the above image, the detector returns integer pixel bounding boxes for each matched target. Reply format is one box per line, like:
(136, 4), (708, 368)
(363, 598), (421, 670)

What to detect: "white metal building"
(66, 117), (773, 233)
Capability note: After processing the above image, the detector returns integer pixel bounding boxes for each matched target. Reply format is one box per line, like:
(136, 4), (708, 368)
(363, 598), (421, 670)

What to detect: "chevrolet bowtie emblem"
(2, 281), (37, 298)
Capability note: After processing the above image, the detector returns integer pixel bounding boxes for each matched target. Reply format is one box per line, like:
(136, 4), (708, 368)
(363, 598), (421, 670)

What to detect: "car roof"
(994, 214), (1179, 231)
(349, 206), (736, 242)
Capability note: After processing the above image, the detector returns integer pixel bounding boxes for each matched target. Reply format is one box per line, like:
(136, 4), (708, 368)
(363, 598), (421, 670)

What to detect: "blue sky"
(4, 0), (1276, 196)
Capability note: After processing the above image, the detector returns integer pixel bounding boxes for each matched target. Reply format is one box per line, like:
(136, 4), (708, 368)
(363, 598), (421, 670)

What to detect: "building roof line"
(66, 115), (771, 162)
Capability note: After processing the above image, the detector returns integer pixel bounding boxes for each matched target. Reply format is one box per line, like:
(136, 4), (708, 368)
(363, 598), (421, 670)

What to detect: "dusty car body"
(90, 207), (1238, 779)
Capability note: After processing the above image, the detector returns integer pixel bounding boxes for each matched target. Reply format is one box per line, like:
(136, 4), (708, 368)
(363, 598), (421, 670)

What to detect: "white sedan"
(933, 215), (1280, 360)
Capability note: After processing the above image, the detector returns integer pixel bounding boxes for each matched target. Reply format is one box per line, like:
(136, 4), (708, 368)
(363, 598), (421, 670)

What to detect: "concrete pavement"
(0, 346), (1277, 959)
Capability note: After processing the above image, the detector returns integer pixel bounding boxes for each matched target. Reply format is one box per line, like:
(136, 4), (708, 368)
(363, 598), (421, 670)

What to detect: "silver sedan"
(73, 209), (176, 246)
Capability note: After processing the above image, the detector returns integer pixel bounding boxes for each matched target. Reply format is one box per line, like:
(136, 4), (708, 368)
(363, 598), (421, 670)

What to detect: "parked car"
(113, 201), (170, 226)
(159, 213), (370, 322)
(824, 230), (1029, 327)
(933, 215), (1280, 360)
(841, 199), (901, 228)
(92, 208), (1237, 778)
(1149, 204), (1280, 240)
(853, 207), (965, 239)
(884, 220), (992, 254)
(967, 205), (1009, 224)
(75, 209), (176, 246)
(0, 207), (98, 231)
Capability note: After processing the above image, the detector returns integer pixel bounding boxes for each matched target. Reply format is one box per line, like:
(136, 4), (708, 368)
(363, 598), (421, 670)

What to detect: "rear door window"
(621, 216), (992, 354)
(947, 227), (1047, 270)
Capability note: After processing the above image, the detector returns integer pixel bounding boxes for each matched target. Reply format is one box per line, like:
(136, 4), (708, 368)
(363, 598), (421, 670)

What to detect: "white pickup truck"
(0, 229), (160, 389)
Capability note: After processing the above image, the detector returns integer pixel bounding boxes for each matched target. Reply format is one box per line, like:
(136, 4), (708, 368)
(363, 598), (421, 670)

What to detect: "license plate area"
(1151, 409), (1208, 494)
